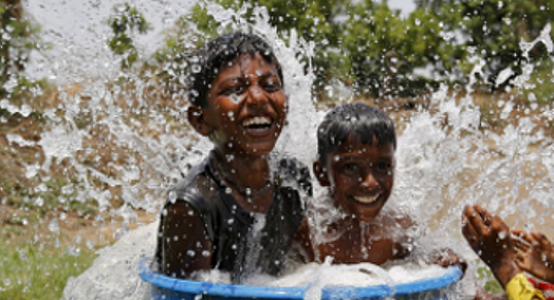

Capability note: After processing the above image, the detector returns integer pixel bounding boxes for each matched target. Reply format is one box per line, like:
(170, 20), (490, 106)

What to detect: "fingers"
(514, 229), (534, 244)
(463, 205), (490, 236)
(513, 237), (530, 253)
(531, 231), (553, 249)
(512, 229), (532, 252)
(516, 252), (532, 272)
(491, 214), (510, 233)
(462, 213), (479, 248)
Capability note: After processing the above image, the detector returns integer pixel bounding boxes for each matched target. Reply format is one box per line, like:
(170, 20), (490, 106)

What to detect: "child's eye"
(262, 80), (281, 92)
(221, 85), (245, 96)
(342, 163), (360, 173)
(374, 162), (392, 173)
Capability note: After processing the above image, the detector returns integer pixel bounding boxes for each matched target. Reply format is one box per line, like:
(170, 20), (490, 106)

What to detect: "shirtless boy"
(297, 103), (462, 268)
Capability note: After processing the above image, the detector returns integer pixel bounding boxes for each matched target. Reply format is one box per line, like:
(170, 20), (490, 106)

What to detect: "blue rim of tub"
(139, 258), (462, 299)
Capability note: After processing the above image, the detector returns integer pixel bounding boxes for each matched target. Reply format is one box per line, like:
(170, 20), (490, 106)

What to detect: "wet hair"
(317, 103), (397, 166)
(187, 32), (284, 107)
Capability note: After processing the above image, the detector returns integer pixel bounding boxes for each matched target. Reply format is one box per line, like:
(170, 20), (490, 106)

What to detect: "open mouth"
(351, 194), (381, 205)
(242, 115), (273, 133)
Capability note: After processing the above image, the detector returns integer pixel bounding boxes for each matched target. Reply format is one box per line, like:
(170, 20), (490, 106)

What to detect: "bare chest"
(315, 232), (398, 265)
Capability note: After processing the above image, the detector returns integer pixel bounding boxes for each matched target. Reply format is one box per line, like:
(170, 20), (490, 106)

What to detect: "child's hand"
(430, 248), (467, 274)
(513, 229), (554, 284)
(462, 204), (520, 287)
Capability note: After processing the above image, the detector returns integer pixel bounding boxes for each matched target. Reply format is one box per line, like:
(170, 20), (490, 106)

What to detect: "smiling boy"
(296, 103), (463, 268)
(156, 32), (311, 283)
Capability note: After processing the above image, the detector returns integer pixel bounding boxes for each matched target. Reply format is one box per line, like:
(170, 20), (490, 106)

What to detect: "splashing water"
(2, 0), (554, 299)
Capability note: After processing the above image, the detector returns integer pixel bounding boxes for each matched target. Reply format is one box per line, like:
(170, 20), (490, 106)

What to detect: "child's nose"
(360, 172), (378, 189)
(246, 85), (267, 107)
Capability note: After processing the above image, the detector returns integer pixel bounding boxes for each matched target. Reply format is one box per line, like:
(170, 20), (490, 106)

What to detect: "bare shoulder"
(164, 200), (198, 219)
(381, 209), (417, 260)
(382, 209), (417, 230)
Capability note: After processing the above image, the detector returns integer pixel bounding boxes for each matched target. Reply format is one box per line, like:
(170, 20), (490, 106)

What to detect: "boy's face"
(316, 136), (395, 222)
(196, 53), (286, 156)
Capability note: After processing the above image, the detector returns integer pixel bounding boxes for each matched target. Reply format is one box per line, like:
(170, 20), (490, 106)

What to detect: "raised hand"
(513, 229), (554, 284)
(462, 204), (520, 287)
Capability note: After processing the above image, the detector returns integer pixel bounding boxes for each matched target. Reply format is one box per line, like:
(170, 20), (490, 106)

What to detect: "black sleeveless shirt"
(156, 151), (312, 283)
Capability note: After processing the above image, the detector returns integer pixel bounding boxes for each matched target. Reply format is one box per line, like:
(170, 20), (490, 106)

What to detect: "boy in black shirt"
(156, 32), (311, 283)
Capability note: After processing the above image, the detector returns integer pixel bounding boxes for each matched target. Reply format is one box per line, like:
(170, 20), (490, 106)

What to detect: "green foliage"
(0, 0), (43, 99)
(517, 56), (554, 104)
(2, 176), (99, 217)
(418, 0), (554, 93)
(182, 0), (458, 97)
(477, 265), (503, 294)
(151, 0), (554, 100)
(152, 16), (199, 97)
(107, 3), (152, 69)
(341, 1), (453, 97)
(0, 235), (96, 300)
(186, 0), (350, 91)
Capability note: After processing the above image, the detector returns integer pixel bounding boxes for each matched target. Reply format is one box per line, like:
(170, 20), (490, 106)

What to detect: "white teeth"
(243, 116), (271, 127)
(353, 195), (380, 204)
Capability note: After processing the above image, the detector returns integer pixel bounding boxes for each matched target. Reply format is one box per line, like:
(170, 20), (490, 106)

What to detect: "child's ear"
(313, 160), (330, 187)
(187, 106), (212, 136)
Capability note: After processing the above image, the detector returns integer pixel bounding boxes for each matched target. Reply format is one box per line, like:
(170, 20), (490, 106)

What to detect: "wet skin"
(195, 53), (287, 157)
(316, 136), (395, 222)
(162, 53), (287, 278)
(513, 229), (554, 283)
(296, 136), (462, 267)
(188, 53), (287, 212)
(296, 137), (414, 265)
(462, 204), (520, 288)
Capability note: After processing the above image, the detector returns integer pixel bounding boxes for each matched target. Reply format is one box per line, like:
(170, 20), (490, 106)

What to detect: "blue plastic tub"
(139, 261), (463, 300)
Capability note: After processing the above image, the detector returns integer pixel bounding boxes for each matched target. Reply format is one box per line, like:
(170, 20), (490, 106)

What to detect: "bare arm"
(161, 201), (212, 278)
(292, 217), (315, 263)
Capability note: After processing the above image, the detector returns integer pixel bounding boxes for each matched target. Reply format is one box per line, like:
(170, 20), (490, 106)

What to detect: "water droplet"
(187, 250), (196, 257)
(61, 184), (73, 195)
(230, 94), (240, 104)
(34, 196), (44, 207)
(498, 231), (507, 239)
(49, 218), (60, 234)
(202, 250), (210, 257)
(168, 191), (177, 204)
